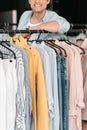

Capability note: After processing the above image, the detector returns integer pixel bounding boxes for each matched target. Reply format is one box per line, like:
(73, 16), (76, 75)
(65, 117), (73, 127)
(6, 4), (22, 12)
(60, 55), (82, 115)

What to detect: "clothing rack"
(65, 23), (87, 36)
(1, 23), (87, 28)
(0, 28), (87, 37)
(0, 23), (87, 36)
(0, 29), (49, 37)
(66, 29), (87, 36)
(0, 28), (86, 37)
(70, 23), (87, 29)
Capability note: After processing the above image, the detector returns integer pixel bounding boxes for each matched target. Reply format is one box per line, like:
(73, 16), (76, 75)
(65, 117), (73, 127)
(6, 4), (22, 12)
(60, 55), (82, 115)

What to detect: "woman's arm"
(29, 21), (59, 33)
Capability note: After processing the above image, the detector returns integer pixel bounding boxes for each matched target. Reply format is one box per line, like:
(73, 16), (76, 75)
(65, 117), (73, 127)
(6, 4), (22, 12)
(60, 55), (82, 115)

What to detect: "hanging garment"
(44, 40), (68, 130)
(29, 41), (58, 130)
(76, 38), (87, 121)
(11, 35), (49, 130)
(3, 59), (18, 130)
(38, 42), (59, 130)
(0, 58), (18, 130)
(9, 44), (31, 130)
(10, 44), (32, 130)
(0, 59), (7, 130)
(30, 41), (54, 120)
(55, 39), (85, 130)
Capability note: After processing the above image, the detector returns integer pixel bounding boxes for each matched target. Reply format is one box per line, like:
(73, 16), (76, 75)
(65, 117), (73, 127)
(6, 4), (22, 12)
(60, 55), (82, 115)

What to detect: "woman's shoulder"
(46, 10), (58, 15)
(17, 10), (32, 29)
(20, 10), (32, 18)
(43, 10), (59, 21)
(45, 10), (59, 20)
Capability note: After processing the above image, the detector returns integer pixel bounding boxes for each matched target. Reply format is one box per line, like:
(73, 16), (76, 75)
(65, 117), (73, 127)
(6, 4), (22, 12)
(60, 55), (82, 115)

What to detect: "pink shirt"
(76, 38), (87, 120)
(55, 39), (85, 130)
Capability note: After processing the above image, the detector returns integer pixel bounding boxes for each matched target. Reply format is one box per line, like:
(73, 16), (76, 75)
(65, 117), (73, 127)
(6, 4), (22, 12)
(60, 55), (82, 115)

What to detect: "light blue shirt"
(17, 10), (70, 39)
(39, 42), (59, 130)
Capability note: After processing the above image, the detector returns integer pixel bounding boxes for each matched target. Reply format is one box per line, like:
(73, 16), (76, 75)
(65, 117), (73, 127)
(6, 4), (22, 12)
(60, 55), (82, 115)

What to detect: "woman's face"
(28, 0), (50, 13)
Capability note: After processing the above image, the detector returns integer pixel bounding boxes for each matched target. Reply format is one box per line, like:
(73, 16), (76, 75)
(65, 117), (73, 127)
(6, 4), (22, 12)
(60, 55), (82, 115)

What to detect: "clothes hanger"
(0, 49), (14, 59)
(28, 31), (42, 44)
(45, 40), (63, 55)
(0, 46), (14, 60)
(36, 30), (67, 56)
(0, 28), (16, 59)
(0, 41), (16, 59)
(3, 40), (11, 47)
(45, 39), (67, 57)
(64, 40), (85, 55)
(0, 50), (3, 59)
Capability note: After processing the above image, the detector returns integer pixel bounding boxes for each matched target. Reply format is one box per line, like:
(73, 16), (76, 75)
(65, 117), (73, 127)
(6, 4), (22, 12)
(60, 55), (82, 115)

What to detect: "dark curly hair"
(26, 0), (52, 10)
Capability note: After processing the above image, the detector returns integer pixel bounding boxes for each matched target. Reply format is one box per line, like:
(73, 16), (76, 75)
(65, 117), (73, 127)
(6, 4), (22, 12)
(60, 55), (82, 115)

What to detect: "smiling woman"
(28, 0), (51, 13)
(26, 0), (52, 10)
(17, 0), (70, 40)
(28, 0), (51, 23)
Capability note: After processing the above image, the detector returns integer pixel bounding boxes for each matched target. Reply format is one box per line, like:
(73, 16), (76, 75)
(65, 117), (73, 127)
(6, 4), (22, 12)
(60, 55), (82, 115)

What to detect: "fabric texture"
(11, 35), (49, 130)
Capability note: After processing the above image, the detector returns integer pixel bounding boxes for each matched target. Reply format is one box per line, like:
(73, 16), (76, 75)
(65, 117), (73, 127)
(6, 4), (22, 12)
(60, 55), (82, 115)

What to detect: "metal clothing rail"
(0, 22), (87, 33)
(66, 28), (87, 36)
(0, 24), (87, 36)
(70, 23), (87, 29)
(0, 29), (49, 36)
(0, 29), (48, 33)
(0, 28), (86, 36)
(0, 22), (87, 29)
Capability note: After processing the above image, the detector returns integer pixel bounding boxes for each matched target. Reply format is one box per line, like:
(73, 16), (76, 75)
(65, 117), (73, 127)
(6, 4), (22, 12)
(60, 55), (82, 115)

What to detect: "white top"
(27, 20), (41, 40)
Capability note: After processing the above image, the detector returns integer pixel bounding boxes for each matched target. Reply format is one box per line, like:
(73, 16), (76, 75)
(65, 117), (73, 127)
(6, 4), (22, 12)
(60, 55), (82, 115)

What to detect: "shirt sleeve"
(43, 10), (70, 34)
(17, 11), (30, 30)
